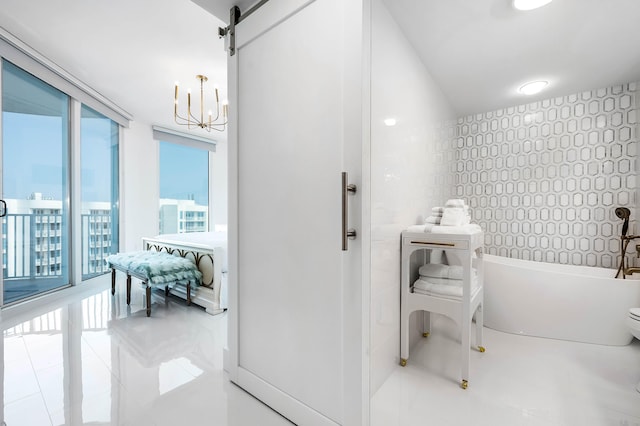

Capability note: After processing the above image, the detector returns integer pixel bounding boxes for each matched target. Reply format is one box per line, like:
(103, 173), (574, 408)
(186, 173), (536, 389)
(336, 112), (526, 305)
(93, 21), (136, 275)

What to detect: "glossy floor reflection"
(2, 278), (293, 426)
(4, 279), (640, 426)
(371, 314), (640, 426)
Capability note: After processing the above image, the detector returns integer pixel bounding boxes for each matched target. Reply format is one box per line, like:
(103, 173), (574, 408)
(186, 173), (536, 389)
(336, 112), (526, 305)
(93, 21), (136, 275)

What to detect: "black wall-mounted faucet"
(615, 207), (631, 237)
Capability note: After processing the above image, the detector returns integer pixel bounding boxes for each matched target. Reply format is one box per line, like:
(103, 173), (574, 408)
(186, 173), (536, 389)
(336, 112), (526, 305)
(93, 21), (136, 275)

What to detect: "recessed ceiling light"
(384, 118), (397, 127)
(512, 0), (553, 11)
(518, 80), (548, 95)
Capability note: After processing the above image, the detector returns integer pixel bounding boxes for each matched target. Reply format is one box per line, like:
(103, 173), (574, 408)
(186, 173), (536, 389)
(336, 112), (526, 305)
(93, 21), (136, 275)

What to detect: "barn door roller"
(218, 0), (271, 56)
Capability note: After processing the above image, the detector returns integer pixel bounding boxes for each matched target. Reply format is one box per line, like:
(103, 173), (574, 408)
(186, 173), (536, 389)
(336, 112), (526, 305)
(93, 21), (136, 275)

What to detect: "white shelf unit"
(400, 230), (485, 389)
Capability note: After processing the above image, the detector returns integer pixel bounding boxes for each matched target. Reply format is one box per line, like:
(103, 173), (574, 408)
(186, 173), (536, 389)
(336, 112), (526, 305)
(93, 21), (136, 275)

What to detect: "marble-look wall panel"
(450, 83), (638, 268)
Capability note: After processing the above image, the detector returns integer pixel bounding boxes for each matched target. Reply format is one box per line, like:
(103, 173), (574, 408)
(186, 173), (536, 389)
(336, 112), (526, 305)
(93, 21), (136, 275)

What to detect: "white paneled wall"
(370, 0), (455, 395)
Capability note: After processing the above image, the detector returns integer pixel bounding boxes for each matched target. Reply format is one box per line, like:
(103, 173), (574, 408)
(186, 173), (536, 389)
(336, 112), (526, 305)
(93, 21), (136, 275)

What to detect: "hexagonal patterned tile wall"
(445, 83), (638, 268)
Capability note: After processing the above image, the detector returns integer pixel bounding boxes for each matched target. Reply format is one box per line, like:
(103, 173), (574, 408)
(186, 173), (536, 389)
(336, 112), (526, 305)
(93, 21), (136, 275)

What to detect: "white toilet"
(629, 308), (640, 393)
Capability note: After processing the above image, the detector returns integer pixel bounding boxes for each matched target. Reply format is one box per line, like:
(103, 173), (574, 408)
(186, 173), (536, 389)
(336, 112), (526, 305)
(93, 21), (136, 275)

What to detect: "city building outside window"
(158, 141), (209, 235)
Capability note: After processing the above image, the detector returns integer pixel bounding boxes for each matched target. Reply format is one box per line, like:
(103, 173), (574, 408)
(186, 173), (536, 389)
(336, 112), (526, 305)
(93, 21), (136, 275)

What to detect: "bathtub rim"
(483, 253), (639, 280)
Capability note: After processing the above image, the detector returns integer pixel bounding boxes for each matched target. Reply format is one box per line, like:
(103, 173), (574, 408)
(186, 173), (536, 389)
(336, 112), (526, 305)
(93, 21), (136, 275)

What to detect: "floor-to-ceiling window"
(80, 106), (119, 280)
(158, 141), (210, 235)
(1, 60), (70, 304)
(0, 55), (123, 306)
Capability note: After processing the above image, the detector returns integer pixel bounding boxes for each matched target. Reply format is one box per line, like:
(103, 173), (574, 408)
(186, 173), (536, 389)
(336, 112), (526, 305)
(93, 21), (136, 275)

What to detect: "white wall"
(121, 122), (159, 251)
(370, 0), (456, 395)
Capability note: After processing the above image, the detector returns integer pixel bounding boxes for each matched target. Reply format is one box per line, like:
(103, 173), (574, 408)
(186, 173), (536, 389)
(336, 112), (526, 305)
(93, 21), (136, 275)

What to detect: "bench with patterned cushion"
(106, 251), (202, 316)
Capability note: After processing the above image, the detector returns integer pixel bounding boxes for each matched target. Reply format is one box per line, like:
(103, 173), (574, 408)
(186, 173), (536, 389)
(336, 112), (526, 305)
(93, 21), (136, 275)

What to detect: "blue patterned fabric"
(106, 251), (202, 288)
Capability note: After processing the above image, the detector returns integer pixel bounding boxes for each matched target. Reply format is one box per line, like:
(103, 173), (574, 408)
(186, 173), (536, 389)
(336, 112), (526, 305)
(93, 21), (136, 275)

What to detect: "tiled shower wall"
(446, 83), (638, 268)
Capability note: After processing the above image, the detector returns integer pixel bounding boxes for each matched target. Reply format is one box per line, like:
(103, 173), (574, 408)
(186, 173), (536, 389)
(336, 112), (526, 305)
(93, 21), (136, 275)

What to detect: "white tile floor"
(1, 279), (293, 426)
(1, 278), (639, 426)
(371, 314), (640, 426)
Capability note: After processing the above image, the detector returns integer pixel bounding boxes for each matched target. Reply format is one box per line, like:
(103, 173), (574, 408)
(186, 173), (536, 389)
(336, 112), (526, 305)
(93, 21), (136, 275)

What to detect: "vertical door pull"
(342, 172), (357, 251)
(0, 199), (6, 218)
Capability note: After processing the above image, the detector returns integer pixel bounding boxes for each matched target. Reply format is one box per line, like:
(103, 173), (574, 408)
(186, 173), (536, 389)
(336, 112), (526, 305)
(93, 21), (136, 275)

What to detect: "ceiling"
(383, 0), (640, 116)
(192, 0), (256, 25)
(0, 0), (229, 140)
(1, 0), (639, 133)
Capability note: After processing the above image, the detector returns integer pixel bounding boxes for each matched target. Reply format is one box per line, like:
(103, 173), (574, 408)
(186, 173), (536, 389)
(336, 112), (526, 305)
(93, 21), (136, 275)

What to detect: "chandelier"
(174, 75), (227, 132)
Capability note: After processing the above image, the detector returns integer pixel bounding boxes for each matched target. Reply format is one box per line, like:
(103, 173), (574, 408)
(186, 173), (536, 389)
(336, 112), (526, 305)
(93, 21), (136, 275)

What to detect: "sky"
(2, 113), (114, 202)
(159, 141), (209, 205)
(3, 113), (208, 206)
(2, 60), (207, 207)
(3, 112), (69, 200)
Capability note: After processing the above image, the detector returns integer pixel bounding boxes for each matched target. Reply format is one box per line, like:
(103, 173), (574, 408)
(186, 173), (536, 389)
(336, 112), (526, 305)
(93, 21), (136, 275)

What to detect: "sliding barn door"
(226, 0), (367, 425)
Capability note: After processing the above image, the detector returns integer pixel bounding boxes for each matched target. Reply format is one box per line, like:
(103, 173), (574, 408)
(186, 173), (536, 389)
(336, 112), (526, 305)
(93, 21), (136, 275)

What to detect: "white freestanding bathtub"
(484, 254), (640, 346)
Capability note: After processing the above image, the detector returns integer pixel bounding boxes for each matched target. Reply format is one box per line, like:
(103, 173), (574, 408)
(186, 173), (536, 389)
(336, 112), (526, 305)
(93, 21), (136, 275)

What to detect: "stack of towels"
(440, 199), (471, 227)
(412, 263), (478, 300)
(407, 199), (481, 234)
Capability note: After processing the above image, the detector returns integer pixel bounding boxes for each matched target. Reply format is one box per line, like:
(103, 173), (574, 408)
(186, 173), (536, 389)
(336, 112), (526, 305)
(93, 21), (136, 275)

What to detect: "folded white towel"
(418, 263), (466, 280)
(423, 224), (435, 233)
(425, 216), (441, 224)
(417, 276), (463, 286)
(440, 207), (470, 227)
(413, 288), (475, 302)
(431, 224), (482, 234)
(431, 206), (444, 213)
(413, 287), (468, 301)
(406, 224), (427, 233)
(445, 199), (465, 208)
(419, 263), (449, 279)
(414, 277), (477, 290)
(412, 277), (478, 299)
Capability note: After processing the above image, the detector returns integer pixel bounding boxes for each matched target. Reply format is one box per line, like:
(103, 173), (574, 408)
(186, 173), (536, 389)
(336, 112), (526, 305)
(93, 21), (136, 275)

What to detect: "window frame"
(0, 28), (127, 305)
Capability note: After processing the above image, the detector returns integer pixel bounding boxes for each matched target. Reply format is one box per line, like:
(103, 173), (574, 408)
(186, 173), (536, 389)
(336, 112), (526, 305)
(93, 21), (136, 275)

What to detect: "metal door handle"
(0, 199), (6, 218)
(342, 172), (357, 251)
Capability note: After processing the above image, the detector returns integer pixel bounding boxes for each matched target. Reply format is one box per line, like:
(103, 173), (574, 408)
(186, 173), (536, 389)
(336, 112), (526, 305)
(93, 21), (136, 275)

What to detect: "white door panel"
(228, 0), (364, 424)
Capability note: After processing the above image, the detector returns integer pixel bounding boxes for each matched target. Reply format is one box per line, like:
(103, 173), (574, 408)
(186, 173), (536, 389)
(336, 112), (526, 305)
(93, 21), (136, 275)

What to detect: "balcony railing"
(81, 213), (114, 279)
(2, 213), (115, 283)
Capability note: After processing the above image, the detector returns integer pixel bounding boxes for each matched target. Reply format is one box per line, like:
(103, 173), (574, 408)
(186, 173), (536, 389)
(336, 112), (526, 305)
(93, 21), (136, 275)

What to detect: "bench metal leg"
(187, 282), (192, 306)
(126, 275), (131, 305)
(111, 268), (116, 295)
(165, 285), (169, 296)
(146, 286), (151, 317)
